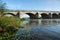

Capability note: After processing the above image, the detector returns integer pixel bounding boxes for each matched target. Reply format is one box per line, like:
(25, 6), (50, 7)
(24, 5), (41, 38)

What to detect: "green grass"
(0, 16), (25, 40)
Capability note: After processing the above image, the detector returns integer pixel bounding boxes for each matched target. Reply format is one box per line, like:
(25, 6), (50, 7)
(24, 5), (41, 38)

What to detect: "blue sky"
(3, 0), (60, 11)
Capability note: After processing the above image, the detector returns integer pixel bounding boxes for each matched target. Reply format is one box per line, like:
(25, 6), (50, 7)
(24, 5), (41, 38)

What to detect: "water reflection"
(15, 19), (60, 40)
(22, 19), (60, 27)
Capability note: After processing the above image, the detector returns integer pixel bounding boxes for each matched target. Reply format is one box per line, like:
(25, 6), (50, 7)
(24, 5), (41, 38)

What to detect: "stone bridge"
(4, 10), (60, 19)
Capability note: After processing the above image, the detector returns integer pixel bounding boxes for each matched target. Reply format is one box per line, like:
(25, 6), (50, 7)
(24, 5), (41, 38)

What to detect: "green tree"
(0, 0), (7, 16)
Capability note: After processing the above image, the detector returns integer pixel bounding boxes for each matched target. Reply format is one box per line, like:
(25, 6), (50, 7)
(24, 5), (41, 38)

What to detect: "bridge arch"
(52, 13), (58, 19)
(41, 13), (50, 19)
(4, 13), (16, 16)
(26, 13), (35, 19)
(58, 13), (60, 18)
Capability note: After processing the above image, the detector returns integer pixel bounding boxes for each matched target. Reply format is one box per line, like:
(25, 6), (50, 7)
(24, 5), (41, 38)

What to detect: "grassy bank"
(0, 16), (25, 40)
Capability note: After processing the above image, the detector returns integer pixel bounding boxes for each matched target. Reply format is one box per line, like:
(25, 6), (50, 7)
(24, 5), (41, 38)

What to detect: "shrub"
(0, 16), (21, 31)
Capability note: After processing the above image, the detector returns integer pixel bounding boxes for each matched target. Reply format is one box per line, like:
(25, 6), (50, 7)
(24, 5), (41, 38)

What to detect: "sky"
(3, 0), (60, 11)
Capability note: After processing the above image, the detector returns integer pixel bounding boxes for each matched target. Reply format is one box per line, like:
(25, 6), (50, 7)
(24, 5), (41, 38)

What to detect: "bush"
(0, 16), (26, 40)
(0, 16), (21, 32)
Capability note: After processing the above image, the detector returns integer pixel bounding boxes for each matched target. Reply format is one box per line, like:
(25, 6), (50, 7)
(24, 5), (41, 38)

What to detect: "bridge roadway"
(4, 10), (60, 19)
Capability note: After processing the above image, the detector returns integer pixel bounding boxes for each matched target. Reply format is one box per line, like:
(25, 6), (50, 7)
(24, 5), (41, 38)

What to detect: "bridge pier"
(34, 12), (39, 19)
(58, 13), (60, 18)
(49, 13), (52, 19)
(16, 11), (20, 17)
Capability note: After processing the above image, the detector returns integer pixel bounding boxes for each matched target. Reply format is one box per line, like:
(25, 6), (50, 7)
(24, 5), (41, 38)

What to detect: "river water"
(14, 19), (60, 40)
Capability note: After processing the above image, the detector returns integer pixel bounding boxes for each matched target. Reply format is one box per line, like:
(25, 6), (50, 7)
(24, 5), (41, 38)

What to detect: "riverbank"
(0, 16), (25, 40)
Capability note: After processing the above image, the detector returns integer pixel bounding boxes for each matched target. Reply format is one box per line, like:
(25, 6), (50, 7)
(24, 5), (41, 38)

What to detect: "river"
(14, 19), (60, 40)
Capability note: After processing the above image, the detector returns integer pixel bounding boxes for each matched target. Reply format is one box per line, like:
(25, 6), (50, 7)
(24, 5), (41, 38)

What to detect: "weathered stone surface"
(4, 10), (60, 19)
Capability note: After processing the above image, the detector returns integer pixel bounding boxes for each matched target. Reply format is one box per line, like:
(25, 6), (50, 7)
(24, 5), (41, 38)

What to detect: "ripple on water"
(14, 19), (60, 40)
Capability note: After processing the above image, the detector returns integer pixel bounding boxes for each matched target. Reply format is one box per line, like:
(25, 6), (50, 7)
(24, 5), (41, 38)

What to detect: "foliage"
(0, 16), (22, 35)
(0, 0), (7, 15)
(21, 18), (26, 21)
(0, 16), (21, 29)
(0, 16), (23, 40)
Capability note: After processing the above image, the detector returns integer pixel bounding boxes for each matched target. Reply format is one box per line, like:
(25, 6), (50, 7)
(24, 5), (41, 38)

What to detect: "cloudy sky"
(3, 0), (60, 11)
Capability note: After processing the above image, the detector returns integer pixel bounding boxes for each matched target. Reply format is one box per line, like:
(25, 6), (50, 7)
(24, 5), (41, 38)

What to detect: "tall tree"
(0, 0), (7, 15)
